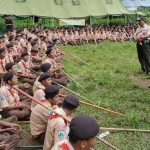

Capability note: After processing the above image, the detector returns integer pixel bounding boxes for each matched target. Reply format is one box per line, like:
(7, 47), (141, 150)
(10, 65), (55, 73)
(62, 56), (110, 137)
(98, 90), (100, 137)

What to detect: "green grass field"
(62, 41), (150, 150)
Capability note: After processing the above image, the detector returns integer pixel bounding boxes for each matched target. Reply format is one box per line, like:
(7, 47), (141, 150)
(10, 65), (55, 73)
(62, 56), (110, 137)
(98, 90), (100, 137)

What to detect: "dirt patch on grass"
(143, 133), (150, 141)
(131, 75), (150, 89)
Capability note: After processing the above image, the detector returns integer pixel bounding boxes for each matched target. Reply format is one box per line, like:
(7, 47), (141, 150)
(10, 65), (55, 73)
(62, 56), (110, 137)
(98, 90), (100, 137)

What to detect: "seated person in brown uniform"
(30, 48), (42, 64)
(0, 48), (7, 76)
(32, 63), (53, 94)
(30, 85), (61, 144)
(0, 72), (30, 120)
(17, 51), (36, 85)
(51, 115), (99, 150)
(5, 62), (32, 105)
(42, 48), (68, 85)
(31, 73), (52, 109)
(5, 44), (14, 64)
(0, 116), (20, 150)
(43, 94), (79, 150)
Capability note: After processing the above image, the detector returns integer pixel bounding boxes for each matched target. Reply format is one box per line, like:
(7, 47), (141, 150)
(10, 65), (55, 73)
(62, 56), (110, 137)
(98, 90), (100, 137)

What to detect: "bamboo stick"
(13, 87), (71, 122)
(59, 94), (124, 116)
(25, 67), (124, 116)
(97, 137), (120, 150)
(64, 58), (95, 73)
(100, 127), (150, 133)
(61, 51), (87, 64)
(58, 47), (88, 65)
(54, 63), (88, 92)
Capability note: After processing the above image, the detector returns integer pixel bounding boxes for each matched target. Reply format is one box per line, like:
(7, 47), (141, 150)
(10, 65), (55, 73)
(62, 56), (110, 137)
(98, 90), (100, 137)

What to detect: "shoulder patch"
(48, 111), (52, 115)
(58, 125), (65, 139)
(0, 96), (6, 101)
(58, 131), (64, 138)
(0, 93), (6, 101)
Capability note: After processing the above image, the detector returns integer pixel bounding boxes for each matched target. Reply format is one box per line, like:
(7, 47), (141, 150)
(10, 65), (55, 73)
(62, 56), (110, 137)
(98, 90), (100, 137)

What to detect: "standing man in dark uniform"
(134, 17), (150, 74)
(3, 15), (13, 33)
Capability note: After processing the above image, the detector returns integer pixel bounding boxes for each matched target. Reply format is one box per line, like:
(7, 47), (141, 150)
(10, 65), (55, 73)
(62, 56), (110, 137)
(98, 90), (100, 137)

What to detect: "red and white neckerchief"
(0, 59), (6, 72)
(5, 85), (19, 105)
(13, 46), (18, 53)
(21, 60), (30, 75)
(7, 53), (13, 63)
(29, 55), (33, 67)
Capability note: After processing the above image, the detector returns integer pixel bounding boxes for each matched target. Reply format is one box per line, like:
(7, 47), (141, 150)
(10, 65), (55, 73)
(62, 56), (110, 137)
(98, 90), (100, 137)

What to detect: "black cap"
(53, 38), (58, 43)
(38, 73), (51, 82)
(27, 37), (32, 41)
(0, 48), (5, 53)
(3, 72), (15, 82)
(31, 48), (38, 53)
(31, 41), (37, 46)
(5, 62), (15, 71)
(47, 44), (54, 49)
(41, 63), (51, 73)
(45, 48), (53, 55)
(8, 37), (14, 41)
(45, 85), (59, 99)
(69, 115), (99, 140)
(21, 51), (29, 57)
(6, 44), (13, 48)
(33, 38), (38, 41)
(136, 17), (146, 22)
(64, 94), (79, 108)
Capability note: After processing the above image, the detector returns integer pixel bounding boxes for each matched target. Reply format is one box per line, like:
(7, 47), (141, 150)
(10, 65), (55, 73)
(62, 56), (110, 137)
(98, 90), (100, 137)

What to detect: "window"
(54, 0), (63, 5)
(72, 0), (80, 5)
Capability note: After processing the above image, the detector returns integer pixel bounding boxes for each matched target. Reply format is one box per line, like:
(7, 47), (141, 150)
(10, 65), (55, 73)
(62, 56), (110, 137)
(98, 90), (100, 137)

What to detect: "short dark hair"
(69, 135), (78, 144)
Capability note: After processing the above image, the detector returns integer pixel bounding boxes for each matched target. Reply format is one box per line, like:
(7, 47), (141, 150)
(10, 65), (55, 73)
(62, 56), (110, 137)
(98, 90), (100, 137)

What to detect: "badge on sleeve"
(17, 65), (21, 69)
(0, 93), (6, 101)
(58, 125), (65, 139)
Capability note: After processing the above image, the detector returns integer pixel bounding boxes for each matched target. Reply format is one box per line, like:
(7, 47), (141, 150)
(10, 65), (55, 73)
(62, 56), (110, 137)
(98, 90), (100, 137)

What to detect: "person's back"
(30, 102), (51, 139)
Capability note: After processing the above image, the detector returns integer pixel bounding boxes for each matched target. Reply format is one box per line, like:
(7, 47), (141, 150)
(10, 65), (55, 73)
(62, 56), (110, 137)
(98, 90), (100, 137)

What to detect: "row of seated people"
(0, 28), (100, 149)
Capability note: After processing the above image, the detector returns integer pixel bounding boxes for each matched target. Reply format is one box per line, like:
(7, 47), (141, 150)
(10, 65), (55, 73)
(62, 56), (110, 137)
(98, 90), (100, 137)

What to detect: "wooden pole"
(54, 64), (88, 92)
(100, 127), (150, 133)
(97, 137), (120, 150)
(59, 49), (87, 65)
(24, 67), (124, 116)
(58, 47), (88, 65)
(64, 58), (95, 73)
(59, 94), (124, 116)
(60, 50), (87, 65)
(13, 87), (71, 122)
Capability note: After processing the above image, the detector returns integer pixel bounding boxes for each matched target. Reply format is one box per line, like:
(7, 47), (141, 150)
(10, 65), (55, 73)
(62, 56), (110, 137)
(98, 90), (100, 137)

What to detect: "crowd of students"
(0, 25), (101, 150)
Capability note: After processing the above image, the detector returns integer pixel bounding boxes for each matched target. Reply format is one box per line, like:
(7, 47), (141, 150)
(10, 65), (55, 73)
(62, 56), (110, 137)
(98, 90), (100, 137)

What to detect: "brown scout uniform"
(32, 76), (45, 94)
(0, 85), (20, 112)
(30, 101), (53, 139)
(31, 88), (45, 110)
(43, 108), (68, 150)
(17, 59), (31, 76)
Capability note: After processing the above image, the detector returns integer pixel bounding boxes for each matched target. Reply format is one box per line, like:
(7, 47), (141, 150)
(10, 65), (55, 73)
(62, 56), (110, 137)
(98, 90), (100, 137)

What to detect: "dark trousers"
(137, 41), (150, 73)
